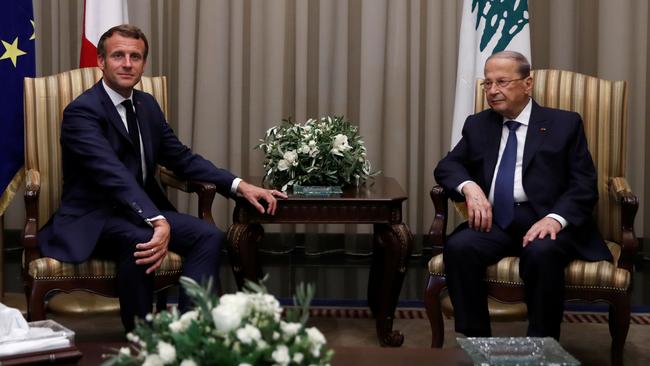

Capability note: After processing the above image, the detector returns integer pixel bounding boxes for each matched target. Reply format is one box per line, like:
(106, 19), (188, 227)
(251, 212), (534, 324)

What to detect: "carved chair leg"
(156, 289), (169, 313)
(608, 296), (630, 366)
(28, 283), (48, 321)
(424, 275), (446, 348)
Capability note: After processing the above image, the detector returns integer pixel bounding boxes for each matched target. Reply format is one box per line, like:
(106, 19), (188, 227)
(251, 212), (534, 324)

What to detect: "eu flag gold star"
(0, 37), (27, 67)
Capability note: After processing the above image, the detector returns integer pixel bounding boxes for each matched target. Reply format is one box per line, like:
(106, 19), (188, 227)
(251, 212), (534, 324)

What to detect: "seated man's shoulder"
(64, 87), (103, 114)
(540, 105), (581, 121)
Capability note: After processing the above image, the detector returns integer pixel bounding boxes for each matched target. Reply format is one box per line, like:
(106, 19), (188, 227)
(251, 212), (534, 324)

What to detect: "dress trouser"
(443, 203), (577, 339)
(95, 210), (224, 332)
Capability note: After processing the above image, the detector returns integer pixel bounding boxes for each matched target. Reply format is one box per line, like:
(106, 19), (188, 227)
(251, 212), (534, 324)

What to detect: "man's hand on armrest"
(461, 182), (493, 232)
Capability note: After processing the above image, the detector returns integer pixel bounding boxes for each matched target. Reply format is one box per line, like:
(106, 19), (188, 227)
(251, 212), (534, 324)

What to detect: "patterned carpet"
(308, 306), (650, 325)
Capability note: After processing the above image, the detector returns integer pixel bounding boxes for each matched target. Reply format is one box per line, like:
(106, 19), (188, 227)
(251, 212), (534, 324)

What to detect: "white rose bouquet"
(103, 277), (333, 366)
(256, 116), (377, 191)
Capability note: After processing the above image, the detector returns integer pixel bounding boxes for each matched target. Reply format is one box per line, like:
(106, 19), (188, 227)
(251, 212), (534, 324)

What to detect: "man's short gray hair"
(486, 51), (531, 77)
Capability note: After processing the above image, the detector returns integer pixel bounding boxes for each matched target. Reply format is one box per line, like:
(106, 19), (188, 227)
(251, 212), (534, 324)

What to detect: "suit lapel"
(133, 91), (155, 175)
(483, 111), (504, 191)
(96, 82), (133, 145)
(522, 101), (549, 174)
(483, 111), (503, 192)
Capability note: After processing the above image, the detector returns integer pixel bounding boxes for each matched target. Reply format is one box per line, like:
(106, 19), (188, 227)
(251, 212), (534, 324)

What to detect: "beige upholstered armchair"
(426, 69), (638, 366)
(22, 67), (218, 320)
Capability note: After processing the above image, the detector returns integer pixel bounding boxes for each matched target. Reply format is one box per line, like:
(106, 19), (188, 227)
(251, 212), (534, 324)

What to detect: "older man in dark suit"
(434, 51), (612, 339)
(38, 24), (287, 332)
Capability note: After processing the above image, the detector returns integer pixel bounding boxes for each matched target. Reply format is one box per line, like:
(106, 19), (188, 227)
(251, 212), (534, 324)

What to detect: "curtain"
(13, 0), (647, 257)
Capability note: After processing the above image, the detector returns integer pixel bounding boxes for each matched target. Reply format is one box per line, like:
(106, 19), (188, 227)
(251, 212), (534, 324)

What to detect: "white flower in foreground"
(293, 352), (304, 363)
(271, 345), (291, 366)
(126, 333), (139, 343)
(142, 354), (164, 366)
(170, 309), (199, 332)
(119, 347), (131, 356)
(280, 321), (302, 339)
(300, 145), (311, 154)
(180, 359), (198, 366)
(212, 306), (243, 333)
(212, 293), (250, 333)
(157, 341), (176, 364)
(239, 363), (252, 366)
(236, 324), (262, 344)
(277, 159), (290, 171)
(306, 327), (327, 357)
(306, 327), (326, 345)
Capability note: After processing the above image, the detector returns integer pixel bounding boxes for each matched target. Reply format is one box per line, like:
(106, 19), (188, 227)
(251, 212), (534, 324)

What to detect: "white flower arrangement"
(103, 277), (333, 366)
(256, 116), (378, 191)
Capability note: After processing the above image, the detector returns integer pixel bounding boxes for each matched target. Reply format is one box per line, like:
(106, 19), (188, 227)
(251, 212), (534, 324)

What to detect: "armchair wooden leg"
(424, 275), (446, 348)
(27, 283), (48, 321)
(156, 289), (168, 313)
(608, 296), (630, 366)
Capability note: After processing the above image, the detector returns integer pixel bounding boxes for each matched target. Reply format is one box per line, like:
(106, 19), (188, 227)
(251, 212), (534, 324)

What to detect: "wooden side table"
(226, 176), (414, 347)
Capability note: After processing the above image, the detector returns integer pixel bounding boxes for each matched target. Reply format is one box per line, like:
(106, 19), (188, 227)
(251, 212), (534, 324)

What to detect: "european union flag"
(0, 0), (35, 215)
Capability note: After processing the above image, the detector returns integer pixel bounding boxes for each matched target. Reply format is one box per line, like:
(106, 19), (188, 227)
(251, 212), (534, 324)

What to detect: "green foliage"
(102, 276), (333, 366)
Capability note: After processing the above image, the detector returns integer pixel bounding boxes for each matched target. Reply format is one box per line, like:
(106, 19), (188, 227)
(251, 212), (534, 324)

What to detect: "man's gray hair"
(486, 51), (531, 77)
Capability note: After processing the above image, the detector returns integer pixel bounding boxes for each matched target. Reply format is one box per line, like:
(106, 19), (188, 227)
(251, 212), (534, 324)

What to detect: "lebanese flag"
(450, 0), (531, 148)
(79, 0), (129, 67)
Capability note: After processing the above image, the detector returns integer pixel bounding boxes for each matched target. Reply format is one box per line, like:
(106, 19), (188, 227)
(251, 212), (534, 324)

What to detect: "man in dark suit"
(434, 51), (612, 339)
(38, 24), (287, 332)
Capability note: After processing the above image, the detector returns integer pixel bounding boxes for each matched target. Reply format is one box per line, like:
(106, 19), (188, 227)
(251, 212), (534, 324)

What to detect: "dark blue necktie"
(493, 121), (521, 229)
(121, 100), (144, 185)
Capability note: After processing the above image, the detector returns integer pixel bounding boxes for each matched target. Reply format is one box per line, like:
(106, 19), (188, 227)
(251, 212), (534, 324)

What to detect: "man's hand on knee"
(522, 217), (562, 247)
(134, 218), (171, 274)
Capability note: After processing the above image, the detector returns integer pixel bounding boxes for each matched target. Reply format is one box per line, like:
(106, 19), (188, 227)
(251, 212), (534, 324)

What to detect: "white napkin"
(0, 302), (29, 342)
(0, 303), (71, 356)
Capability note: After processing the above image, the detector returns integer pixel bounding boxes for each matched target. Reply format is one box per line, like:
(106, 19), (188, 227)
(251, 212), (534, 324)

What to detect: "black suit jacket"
(434, 100), (612, 262)
(39, 81), (236, 263)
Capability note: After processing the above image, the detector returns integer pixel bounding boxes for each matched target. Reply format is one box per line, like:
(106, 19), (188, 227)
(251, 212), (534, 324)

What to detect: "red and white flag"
(79, 0), (129, 67)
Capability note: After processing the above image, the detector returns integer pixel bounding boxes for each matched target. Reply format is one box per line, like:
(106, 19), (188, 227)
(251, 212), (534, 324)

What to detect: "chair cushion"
(428, 241), (630, 291)
(27, 251), (183, 280)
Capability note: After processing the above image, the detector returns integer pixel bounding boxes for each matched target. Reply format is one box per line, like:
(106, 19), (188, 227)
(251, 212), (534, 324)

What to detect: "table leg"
(226, 223), (264, 289)
(368, 222), (414, 347)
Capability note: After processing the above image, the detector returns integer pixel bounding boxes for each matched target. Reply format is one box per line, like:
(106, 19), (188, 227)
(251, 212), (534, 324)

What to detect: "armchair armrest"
(23, 169), (41, 267)
(159, 167), (218, 225)
(429, 185), (449, 247)
(608, 176), (639, 271)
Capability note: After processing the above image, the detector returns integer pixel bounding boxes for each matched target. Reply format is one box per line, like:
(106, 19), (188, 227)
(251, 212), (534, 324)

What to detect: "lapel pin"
(539, 127), (547, 132)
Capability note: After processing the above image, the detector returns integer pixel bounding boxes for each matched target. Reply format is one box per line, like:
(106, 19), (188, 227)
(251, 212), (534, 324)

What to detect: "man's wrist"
(546, 213), (567, 230)
(457, 180), (474, 196)
(145, 215), (166, 227)
(231, 177), (243, 196)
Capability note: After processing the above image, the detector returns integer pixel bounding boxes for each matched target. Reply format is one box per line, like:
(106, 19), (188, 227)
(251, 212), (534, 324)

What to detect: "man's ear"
(97, 56), (105, 70)
(524, 76), (533, 95)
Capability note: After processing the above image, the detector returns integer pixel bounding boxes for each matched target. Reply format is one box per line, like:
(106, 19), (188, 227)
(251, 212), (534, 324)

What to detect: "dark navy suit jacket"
(38, 81), (236, 263)
(434, 100), (612, 262)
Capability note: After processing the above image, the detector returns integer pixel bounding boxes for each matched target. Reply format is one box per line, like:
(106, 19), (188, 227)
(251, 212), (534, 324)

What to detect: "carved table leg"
(368, 222), (414, 347)
(226, 223), (264, 289)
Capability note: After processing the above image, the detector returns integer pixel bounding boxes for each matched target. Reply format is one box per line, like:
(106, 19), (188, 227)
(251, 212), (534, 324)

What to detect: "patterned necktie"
(493, 120), (521, 229)
(121, 100), (143, 185)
